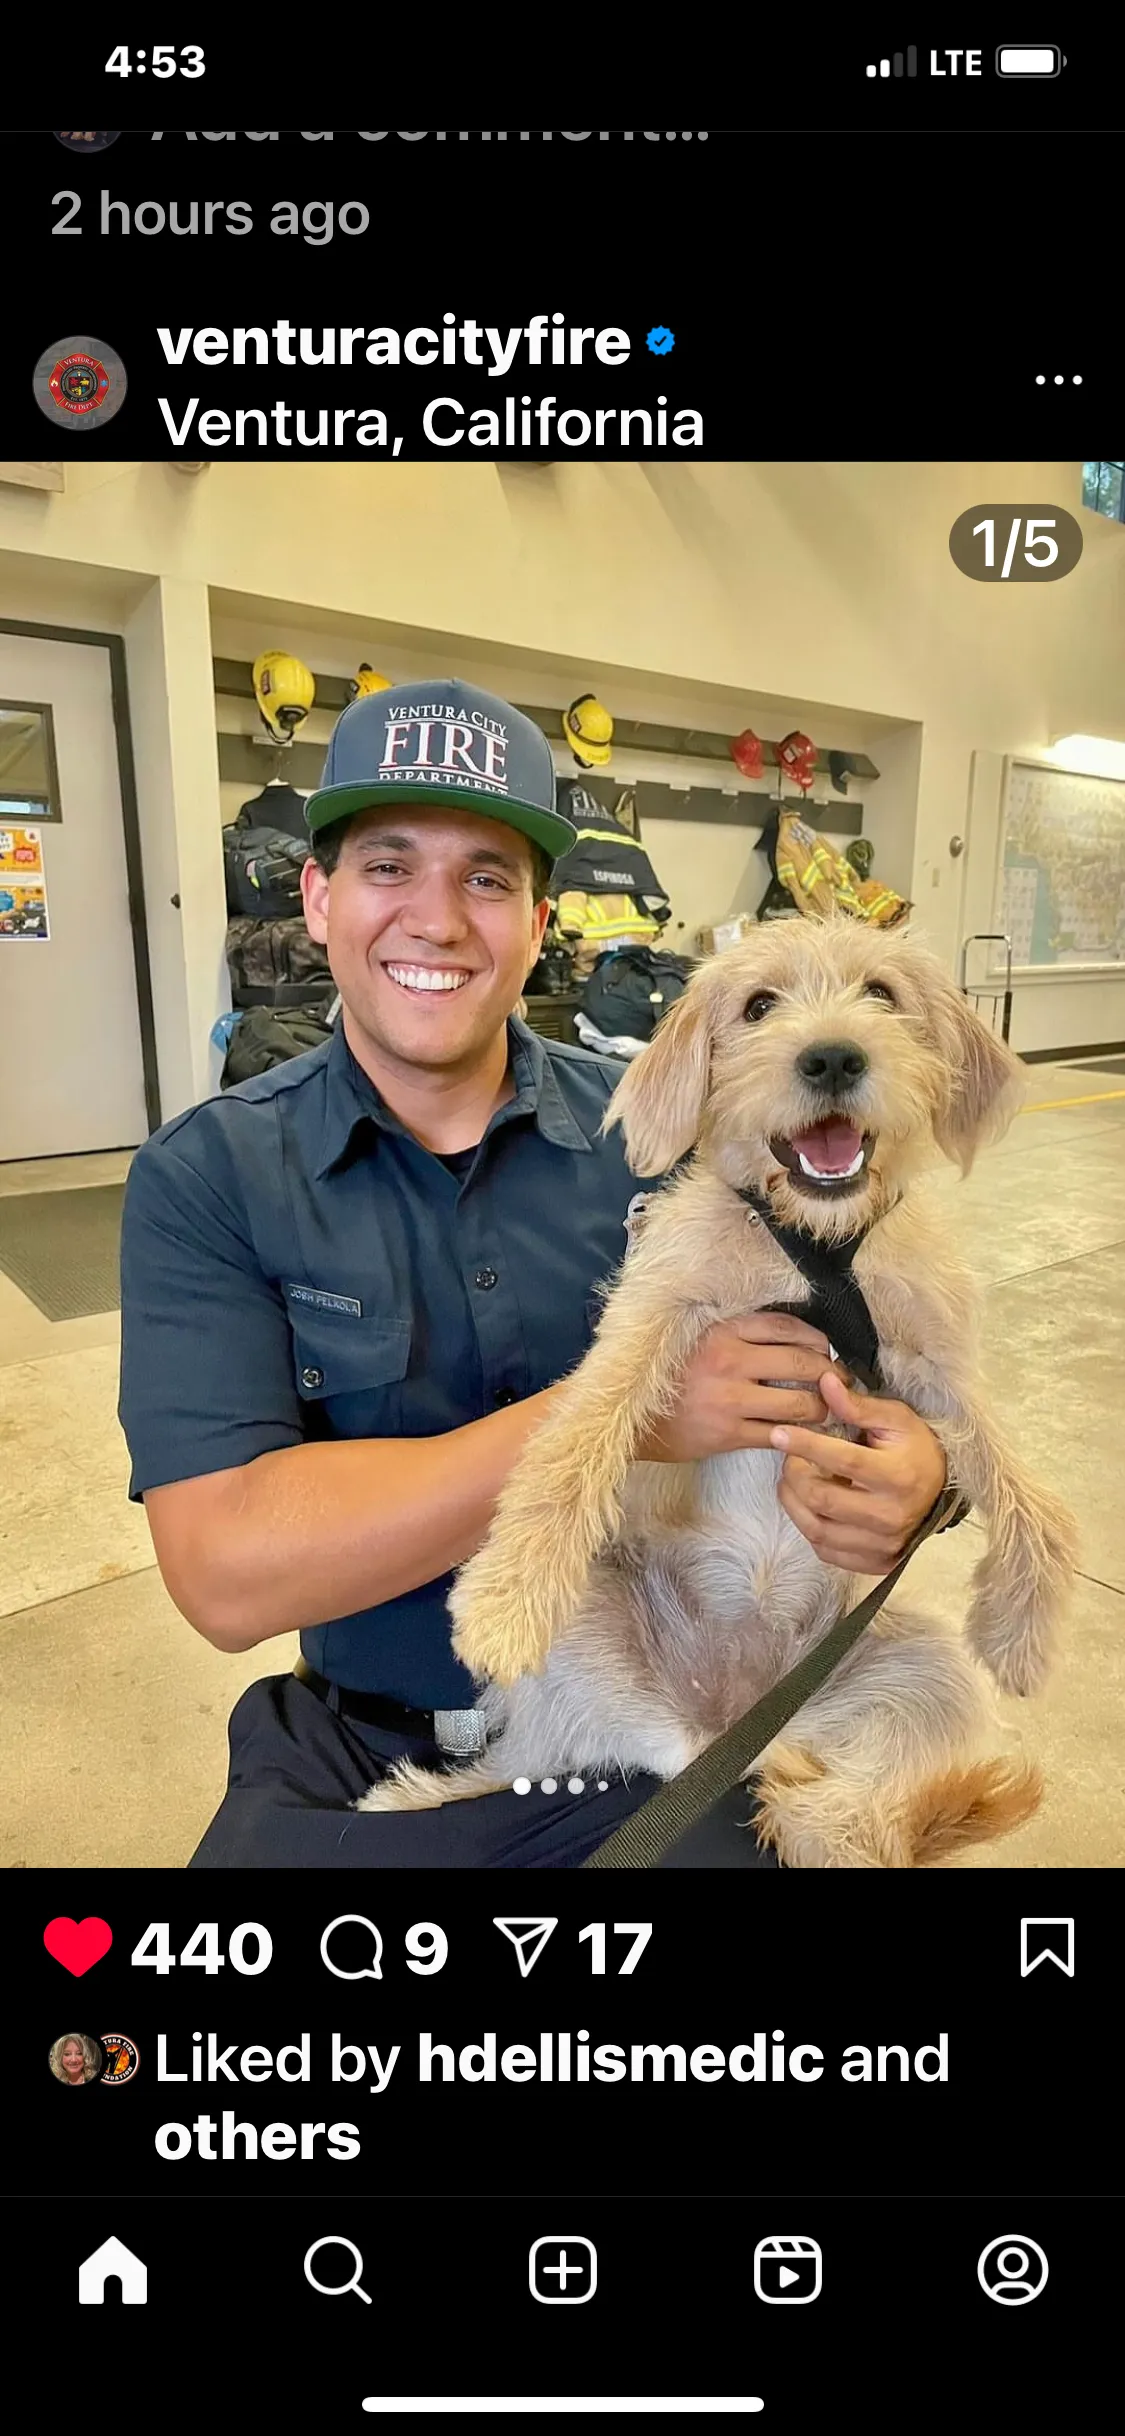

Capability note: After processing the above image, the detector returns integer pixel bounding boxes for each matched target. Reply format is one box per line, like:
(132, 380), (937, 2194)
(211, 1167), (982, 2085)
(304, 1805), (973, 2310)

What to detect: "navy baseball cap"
(305, 680), (577, 861)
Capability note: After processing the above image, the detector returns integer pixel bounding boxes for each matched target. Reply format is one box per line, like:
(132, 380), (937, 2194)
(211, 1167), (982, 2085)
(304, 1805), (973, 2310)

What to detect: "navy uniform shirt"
(119, 1017), (654, 1708)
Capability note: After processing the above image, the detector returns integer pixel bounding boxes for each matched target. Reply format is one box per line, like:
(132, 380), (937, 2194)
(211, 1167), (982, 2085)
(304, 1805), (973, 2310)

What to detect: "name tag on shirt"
(286, 1283), (363, 1317)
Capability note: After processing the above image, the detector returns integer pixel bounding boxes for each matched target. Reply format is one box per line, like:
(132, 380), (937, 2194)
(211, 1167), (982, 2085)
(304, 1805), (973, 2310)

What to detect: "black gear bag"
(222, 824), (307, 920)
(578, 945), (695, 1045)
(220, 1005), (335, 1088)
(225, 915), (333, 1009)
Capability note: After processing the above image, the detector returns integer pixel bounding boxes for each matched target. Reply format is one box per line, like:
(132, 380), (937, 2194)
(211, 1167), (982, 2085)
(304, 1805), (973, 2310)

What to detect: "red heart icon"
(43, 1917), (113, 1976)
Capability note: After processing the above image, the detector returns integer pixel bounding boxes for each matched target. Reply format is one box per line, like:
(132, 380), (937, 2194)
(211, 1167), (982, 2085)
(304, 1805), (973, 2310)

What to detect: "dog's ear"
(928, 975), (1025, 1173)
(602, 973), (718, 1174)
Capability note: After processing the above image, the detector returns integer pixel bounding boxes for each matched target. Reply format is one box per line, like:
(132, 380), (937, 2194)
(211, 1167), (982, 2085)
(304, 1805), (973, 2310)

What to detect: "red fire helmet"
(730, 727), (764, 780)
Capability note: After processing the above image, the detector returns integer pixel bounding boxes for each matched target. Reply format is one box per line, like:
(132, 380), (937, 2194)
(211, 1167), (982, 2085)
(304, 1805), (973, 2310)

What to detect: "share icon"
(493, 1917), (558, 1978)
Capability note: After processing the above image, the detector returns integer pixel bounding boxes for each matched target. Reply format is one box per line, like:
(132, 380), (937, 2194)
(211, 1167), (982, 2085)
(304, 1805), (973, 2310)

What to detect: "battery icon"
(996, 45), (1065, 74)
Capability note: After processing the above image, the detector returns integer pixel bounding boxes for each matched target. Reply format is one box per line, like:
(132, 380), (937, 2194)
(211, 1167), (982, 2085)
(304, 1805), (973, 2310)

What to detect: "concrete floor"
(2, 1065), (1124, 1870)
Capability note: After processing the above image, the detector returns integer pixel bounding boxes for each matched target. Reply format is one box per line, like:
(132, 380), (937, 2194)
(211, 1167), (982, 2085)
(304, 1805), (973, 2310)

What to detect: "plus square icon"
(529, 2235), (598, 2304)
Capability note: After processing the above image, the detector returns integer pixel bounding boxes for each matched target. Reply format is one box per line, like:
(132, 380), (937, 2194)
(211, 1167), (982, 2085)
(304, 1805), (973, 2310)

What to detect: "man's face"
(302, 808), (550, 1073)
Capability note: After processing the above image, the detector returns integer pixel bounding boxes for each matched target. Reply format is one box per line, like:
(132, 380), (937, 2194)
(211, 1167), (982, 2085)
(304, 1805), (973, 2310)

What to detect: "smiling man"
(118, 680), (949, 1870)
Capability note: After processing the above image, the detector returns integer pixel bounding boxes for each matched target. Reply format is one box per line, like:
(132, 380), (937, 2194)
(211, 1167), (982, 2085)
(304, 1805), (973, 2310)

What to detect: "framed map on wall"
(997, 757), (1125, 969)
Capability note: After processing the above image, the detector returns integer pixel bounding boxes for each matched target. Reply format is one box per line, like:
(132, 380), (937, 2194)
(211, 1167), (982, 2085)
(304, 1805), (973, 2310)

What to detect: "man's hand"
(770, 1369), (948, 1574)
(637, 1314), (845, 1464)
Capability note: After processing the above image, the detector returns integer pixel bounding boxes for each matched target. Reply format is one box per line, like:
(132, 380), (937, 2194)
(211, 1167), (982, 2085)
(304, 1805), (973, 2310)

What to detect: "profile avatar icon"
(55, 132), (120, 152)
(49, 2032), (104, 2086)
(977, 2234), (1049, 2306)
(33, 334), (128, 431)
(100, 2033), (141, 2085)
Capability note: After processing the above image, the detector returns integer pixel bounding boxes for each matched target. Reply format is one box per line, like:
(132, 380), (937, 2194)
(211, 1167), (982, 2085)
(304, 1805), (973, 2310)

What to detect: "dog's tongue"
(791, 1122), (863, 1173)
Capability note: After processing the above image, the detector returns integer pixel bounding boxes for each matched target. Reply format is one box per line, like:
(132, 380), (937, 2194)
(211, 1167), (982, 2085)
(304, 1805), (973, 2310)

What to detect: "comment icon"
(320, 1914), (383, 1980)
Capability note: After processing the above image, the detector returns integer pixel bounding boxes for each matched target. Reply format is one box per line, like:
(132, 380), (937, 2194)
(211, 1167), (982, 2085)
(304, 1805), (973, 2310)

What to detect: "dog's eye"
(744, 991), (777, 1022)
(863, 982), (896, 1005)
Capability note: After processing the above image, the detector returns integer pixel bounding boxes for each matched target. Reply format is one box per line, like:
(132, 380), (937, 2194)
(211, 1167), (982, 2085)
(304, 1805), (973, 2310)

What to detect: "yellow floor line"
(1019, 1087), (1125, 1113)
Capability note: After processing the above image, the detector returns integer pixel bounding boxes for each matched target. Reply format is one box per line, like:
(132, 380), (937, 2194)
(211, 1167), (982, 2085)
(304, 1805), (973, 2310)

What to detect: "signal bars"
(866, 48), (918, 76)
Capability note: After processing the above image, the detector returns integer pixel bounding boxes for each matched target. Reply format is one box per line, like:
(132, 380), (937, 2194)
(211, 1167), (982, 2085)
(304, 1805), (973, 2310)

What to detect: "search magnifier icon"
(304, 2236), (372, 2304)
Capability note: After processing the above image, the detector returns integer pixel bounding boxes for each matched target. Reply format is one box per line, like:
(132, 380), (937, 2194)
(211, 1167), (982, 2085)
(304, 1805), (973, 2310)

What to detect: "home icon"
(78, 2235), (148, 2305)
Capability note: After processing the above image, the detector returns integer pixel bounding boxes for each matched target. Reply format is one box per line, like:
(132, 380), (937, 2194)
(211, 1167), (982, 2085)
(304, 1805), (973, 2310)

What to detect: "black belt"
(298, 1664), (434, 1733)
(294, 1661), (487, 1756)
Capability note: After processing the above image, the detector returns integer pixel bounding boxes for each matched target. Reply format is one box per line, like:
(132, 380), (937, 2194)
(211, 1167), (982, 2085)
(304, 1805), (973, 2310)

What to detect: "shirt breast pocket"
(291, 1311), (411, 1440)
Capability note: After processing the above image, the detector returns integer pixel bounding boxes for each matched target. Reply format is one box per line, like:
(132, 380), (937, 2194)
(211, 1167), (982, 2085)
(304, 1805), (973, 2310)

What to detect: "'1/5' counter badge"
(34, 335), (128, 429)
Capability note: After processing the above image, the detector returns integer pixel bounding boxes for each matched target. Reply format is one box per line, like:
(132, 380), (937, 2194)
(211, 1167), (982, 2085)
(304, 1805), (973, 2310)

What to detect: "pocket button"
(301, 1365), (325, 1389)
(475, 1267), (498, 1291)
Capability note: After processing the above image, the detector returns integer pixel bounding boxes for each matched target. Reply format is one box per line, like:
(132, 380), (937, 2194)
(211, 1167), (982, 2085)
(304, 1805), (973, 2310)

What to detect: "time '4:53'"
(105, 44), (205, 75)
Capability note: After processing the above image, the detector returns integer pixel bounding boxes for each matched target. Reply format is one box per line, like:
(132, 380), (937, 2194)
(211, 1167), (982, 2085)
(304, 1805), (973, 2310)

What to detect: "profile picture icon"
(99, 2033), (140, 2086)
(33, 335), (128, 432)
(49, 2032), (104, 2087)
(54, 132), (120, 152)
(977, 2234), (1049, 2306)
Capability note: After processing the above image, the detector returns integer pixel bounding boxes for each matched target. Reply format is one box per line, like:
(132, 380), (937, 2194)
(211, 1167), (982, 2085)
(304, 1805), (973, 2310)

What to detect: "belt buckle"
(433, 1708), (489, 1759)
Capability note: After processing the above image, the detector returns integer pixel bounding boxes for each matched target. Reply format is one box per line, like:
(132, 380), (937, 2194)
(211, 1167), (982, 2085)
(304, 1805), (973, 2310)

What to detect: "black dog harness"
(737, 1183), (885, 1392)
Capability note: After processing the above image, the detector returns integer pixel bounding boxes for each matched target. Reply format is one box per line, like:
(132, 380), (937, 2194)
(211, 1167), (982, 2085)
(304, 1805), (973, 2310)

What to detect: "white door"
(0, 629), (148, 1159)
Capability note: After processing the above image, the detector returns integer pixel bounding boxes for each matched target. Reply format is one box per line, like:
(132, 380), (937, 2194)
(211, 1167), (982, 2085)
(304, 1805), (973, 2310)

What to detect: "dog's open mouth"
(770, 1121), (876, 1195)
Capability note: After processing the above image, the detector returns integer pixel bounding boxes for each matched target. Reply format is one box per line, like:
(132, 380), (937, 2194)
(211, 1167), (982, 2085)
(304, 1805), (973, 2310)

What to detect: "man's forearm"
(205, 1389), (561, 1649)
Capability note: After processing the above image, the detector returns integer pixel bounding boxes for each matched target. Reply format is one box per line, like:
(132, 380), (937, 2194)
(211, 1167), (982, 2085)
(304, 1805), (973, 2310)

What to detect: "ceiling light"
(1047, 733), (1125, 778)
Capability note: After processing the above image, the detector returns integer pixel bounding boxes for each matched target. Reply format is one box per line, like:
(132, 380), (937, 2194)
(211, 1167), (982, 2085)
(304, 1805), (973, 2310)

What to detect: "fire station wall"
(0, 458), (1122, 1118)
(211, 607), (900, 955)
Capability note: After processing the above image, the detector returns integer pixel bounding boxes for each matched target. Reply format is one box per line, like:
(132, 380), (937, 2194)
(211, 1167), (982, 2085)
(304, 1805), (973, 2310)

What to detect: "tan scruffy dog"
(360, 917), (1078, 1866)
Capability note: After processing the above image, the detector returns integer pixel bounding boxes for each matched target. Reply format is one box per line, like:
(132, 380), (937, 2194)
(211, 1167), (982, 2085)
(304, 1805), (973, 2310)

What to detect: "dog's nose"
(796, 1040), (869, 1094)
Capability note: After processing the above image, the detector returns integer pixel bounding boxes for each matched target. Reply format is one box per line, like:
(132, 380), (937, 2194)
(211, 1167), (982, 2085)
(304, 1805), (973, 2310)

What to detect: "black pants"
(188, 1674), (781, 1870)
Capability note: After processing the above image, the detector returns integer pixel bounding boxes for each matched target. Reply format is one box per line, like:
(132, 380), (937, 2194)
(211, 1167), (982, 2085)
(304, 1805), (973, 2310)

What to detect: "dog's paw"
(967, 1607), (1053, 1699)
(449, 1562), (555, 1687)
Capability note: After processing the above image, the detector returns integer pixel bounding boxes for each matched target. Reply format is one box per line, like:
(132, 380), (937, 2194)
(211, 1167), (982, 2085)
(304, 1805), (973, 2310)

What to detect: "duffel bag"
(220, 1005), (334, 1089)
(578, 945), (695, 1047)
(225, 914), (333, 1007)
(222, 823), (307, 919)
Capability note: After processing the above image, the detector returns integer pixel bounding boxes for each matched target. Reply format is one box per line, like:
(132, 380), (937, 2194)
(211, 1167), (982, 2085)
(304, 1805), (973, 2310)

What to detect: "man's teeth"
(797, 1147), (866, 1181)
(386, 965), (471, 993)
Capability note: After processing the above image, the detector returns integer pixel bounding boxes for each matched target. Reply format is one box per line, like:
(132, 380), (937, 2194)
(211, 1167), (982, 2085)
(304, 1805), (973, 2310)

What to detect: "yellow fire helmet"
(348, 664), (392, 704)
(563, 692), (614, 768)
(252, 650), (316, 743)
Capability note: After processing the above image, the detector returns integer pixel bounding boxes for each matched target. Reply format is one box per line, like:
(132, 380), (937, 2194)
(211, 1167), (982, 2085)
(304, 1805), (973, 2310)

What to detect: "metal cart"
(959, 933), (1013, 1042)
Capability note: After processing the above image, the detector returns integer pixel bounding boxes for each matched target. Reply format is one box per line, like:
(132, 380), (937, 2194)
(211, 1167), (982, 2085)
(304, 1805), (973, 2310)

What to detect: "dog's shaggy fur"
(359, 918), (1078, 1866)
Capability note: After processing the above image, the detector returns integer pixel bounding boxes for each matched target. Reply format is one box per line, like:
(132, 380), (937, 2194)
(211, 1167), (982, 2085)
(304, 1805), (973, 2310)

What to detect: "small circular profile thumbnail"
(99, 2034), (141, 2086)
(33, 336), (128, 432)
(54, 132), (120, 152)
(49, 2032), (104, 2086)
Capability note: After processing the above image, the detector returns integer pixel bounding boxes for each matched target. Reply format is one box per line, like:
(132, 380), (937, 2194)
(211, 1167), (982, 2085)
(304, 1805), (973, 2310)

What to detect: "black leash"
(581, 1481), (961, 1869)
(582, 1180), (955, 1870)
